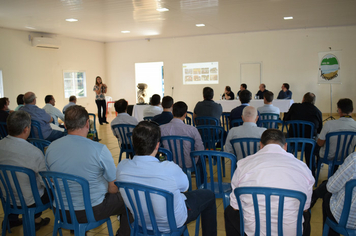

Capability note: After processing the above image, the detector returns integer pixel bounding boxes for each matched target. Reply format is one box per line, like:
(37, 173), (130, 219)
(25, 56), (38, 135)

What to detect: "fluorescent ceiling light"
(121, 31), (130, 33)
(25, 26), (36, 30)
(284, 16), (293, 20)
(156, 8), (169, 12)
(66, 18), (78, 22)
(196, 24), (205, 27)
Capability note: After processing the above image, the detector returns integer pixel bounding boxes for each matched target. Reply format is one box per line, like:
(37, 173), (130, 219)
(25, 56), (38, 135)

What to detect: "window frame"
(63, 70), (87, 99)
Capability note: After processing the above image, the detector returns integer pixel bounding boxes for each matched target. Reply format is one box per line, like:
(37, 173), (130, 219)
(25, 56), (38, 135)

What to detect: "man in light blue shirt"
(62, 95), (77, 114)
(45, 105), (130, 236)
(257, 91), (280, 116)
(117, 121), (217, 236)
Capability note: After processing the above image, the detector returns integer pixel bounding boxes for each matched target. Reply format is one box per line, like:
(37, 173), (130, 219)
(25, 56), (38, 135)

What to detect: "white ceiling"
(1, 0), (356, 43)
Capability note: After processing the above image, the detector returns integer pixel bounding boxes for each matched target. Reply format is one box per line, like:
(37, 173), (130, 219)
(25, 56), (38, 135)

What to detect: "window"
(63, 71), (86, 98)
(0, 70), (4, 98)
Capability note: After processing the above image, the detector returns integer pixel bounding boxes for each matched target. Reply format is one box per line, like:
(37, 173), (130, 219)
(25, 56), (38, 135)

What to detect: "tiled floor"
(0, 112), (330, 235)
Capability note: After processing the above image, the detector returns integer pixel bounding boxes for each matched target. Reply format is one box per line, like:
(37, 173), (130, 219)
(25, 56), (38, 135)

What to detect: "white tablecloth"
(215, 99), (294, 113)
(132, 104), (150, 121)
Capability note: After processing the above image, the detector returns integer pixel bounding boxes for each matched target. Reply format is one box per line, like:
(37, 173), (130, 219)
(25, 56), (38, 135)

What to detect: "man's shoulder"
(0, 136), (43, 156)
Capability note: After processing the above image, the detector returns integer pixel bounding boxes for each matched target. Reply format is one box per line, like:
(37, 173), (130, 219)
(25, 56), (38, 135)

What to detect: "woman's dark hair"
(95, 76), (102, 86)
(16, 94), (24, 105)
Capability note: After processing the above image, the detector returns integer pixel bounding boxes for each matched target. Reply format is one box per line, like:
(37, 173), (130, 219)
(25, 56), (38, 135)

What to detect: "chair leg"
(327, 164), (334, 179)
(223, 194), (230, 210)
(119, 150), (123, 163)
(1, 213), (10, 235)
(322, 222), (330, 236)
(194, 215), (200, 236)
(315, 161), (322, 187)
(107, 219), (114, 236)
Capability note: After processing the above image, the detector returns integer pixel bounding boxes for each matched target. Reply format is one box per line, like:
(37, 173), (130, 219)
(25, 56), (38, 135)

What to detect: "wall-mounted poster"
(183, 62), (219, 85)
(318, 51), (341, 84)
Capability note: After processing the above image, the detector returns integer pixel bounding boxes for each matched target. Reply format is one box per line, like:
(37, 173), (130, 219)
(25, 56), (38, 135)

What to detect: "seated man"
(237, 83), (247, 97)
(312, 152), (356, 236)
(230, 90), (256, 122)
(0, 111), (50, 230)
(116, 121), (217, 236)
(255, 83), (268, 99)
(20, 92), (65, 141)
(222, 86), (235, 100)
(143, 94), (163, 117)
(152, 96), (174, 125)
(45, 105), (130, 236)
(224, 129), (314, 236)
(317, 98), (356, 161)
(277, 83), (292, 99)
(43, 95), (65, 126)
(224, 106), (266, 160)
(0, 97), (9, 122)
(257, 91), (280, 116)
(193, 87), (222, 122)
(14, 94), (24, 111)
(160, 101), (204, 168)
(62, 95), (77, 114)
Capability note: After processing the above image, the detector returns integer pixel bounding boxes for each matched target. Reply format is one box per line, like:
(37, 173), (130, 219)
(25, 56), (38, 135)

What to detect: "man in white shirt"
(224, 106), (266, 160)
(143, 94), (163, 117)
(43, 95), (65, 126)
(117, 121), (217, 236)
(0, 111), (50, 230)
(225, 129), (315, 236)
(257, 91), (280, 116)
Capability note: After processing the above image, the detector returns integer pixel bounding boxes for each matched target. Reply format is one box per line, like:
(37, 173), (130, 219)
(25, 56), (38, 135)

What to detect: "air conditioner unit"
(32, 37), (60, 49)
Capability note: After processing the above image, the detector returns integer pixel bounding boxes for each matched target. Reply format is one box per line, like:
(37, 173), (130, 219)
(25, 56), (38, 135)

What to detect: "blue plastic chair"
(230, 138), (261, 160)
(231, 119), (243, 128)
(28, 138), (51, 155)
(184, 111), (194, 126)
(190, 150), (237, 209)
(143, 116), (154, 121)
(315, 131), (356, 187)
(259, 119), (283, 129)
(221, 112), (231, 132)
(284, 120), (315, 138)
(112, 124), (136, 162)
(156, 147), (173, 161)
(234, 187), (307, 236)
(197, 125), (225, 151)
(29, 119), (44, 139)
(195, 116), (219, 126)
(0, 122), (7, 139)
(259, 113), (280, 120)
(322, 179), (356, 236)
(88, 113), (99, 141)
(40, 171), (114, 236)
(160, 136), (195, 191)
(286, 138), (316, 171)
(115, 181), (189, 236)
(0, 165), (51, 236)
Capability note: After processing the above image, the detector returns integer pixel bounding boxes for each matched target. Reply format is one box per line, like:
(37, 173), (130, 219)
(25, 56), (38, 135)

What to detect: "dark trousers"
(95, 100), (107, 123)
(63, 192), (131, 236)
(322, 192), (340, 236)
(224, 205), (311, 236)
(183, 189), (217, 236)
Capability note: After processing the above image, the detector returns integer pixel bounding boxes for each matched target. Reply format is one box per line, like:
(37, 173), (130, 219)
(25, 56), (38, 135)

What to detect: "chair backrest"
(221, 112), (231, 131)
(29, 119), (44, 139)
(0, 165), (48, 215)
(0, 122), (7, 139)
(197, 125), (225, 151)
(190, 150), (237, 196)
(88, 113), (98, 141)
(195, 116), (219, 126)
(143, 116), (154, 121)
(39, 171), (98, 226)
(156, 148), (173, 162)
(186, 111), (194, 126)
(231, 119), (243, 128)
(112, 124), (136, 148)
(234, 187), (307, 236)
(230, 138), (261, 160)
(260, 113), (280, 120)
(286, 138), (316, 170)
(259, 119), (283, 129)
(160, 136), (195, 172)
(284, 120), (315, 138)
(116, 181), (187, 236)
(28, 138), (51, 155)
(105, 96), (113, 102)
(324, 131), (356, 165)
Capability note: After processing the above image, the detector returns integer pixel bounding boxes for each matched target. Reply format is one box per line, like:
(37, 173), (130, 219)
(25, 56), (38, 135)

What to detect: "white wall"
(0, 27), (105, 113)
(106, 26), (356, 113)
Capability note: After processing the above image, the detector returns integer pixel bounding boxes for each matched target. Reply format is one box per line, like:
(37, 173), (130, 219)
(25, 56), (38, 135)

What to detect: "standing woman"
(93, 76), (108, 125)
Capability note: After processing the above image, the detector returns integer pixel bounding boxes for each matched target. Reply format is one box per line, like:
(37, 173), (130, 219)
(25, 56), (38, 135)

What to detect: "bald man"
(20, 92), (65, 141)
(224, 106), (266, 160)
